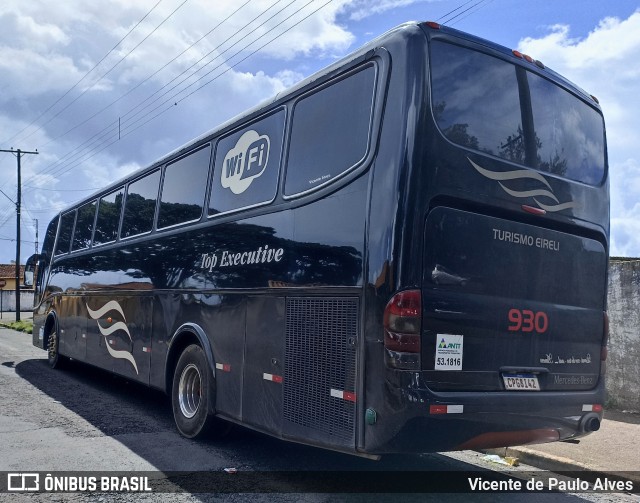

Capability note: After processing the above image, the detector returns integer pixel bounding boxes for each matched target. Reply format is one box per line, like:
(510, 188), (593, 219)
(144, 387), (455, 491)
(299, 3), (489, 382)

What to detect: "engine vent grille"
(284, 297), (358, 446)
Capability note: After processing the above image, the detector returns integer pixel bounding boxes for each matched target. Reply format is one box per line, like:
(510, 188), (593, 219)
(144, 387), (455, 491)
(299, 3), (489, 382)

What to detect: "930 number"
(508, 308), (548, 333)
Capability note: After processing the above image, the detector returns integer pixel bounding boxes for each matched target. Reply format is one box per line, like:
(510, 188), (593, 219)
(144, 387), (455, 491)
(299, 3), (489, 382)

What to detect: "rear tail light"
(384, 290), (421, 370)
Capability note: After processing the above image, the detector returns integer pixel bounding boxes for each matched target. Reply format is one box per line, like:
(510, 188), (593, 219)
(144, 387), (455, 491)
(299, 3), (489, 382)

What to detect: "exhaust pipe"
(580, 413), (601, 433)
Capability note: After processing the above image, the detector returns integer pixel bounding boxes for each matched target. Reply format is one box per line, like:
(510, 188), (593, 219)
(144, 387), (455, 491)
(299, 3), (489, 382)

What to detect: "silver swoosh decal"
(87, 301), (139, 375)
(468, 157), (577, 212)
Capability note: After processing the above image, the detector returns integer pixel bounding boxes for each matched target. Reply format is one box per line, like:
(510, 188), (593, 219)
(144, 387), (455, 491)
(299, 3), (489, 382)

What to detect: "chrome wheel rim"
(48, 332), (57, 362)
(178, 363), (201, 419)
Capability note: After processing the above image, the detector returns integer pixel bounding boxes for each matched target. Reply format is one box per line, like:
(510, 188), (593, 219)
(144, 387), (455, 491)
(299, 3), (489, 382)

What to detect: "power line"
(41, 0), (322, 182)
(0, 237), (35, 244)
(437, 0), (478, 22)
(19, 0), (257, 185)
(26, 0), (307, 184)
(2, 0), (164, 147)
(441, 0), (490, 25)
(3, 0), (335, 221)
(22, 185), (102, 192)
(13, 0), (190, 146)
(449, 0), (496, 26)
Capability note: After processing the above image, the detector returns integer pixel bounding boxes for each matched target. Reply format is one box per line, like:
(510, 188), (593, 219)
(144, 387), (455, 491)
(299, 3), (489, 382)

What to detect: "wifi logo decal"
(87, 300), (139, 374)
(221, 130), (270, 195)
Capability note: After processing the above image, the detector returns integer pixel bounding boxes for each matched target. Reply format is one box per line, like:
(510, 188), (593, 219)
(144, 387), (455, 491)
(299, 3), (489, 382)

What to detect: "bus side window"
(55, 211), (76, 256)
(72, 200), (96, 251)
(158, 145), (210, 229)
(94, 188), (124, 246)
(121, 170), (161, 239)
(284, 65), (376, 196)
(209, 110), (285, 216)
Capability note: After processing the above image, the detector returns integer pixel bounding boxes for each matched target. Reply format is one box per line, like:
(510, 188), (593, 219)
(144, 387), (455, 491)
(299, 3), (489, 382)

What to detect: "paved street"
(0, 326), (636, 502)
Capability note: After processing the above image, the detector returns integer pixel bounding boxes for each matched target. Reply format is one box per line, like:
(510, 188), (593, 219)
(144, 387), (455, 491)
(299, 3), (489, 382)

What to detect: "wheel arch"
(165, 323), (217, 412)
(43, 311), (58, 350)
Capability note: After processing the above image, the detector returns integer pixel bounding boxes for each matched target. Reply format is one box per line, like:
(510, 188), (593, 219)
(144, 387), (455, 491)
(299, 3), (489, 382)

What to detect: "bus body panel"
(33, 171), (370, 451)
(360, 24), (608, 453)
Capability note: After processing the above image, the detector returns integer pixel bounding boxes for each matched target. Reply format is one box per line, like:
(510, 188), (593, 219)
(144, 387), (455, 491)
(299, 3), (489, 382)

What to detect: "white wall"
(607, 259), (640, 412)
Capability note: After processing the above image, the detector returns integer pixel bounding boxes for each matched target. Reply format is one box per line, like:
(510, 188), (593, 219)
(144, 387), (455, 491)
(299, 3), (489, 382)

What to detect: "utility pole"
(0, 148), (38, 321)
(34, 218), (39, 254)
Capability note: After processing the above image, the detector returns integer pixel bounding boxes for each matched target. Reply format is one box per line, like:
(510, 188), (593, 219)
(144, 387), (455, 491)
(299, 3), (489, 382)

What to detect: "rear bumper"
(362, 373), (605, 454)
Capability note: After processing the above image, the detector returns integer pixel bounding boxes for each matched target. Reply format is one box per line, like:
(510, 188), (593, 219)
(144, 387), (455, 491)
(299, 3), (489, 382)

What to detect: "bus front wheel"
(172, 344), (215, 439)
(47, 329), (66, 369)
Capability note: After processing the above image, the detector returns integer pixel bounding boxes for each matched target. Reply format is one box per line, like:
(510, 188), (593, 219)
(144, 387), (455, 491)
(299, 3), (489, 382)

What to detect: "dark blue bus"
(29, 21), (609, 456)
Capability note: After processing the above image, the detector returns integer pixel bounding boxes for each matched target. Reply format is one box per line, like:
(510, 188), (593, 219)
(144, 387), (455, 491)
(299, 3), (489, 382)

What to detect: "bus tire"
(47, 327), (67, 369)
(172, 344), (215, 439)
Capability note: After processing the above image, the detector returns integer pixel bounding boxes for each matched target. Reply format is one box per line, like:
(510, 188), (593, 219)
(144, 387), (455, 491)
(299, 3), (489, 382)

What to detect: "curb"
(482, 446), (640, 485)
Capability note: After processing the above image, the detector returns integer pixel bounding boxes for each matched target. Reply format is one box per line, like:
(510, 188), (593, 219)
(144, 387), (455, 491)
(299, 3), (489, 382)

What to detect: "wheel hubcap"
(48, 332), (57, 361)
(178, 363), (201, 418)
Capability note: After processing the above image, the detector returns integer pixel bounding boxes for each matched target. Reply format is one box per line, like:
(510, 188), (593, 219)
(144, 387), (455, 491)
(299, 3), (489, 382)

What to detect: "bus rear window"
(430, 41), (605, 185)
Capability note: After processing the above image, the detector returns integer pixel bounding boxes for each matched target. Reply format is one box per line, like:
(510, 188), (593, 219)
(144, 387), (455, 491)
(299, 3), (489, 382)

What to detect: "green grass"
(0, 319), (33, 334)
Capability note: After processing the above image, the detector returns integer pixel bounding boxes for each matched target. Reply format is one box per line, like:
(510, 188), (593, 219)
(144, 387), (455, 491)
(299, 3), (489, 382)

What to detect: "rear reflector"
(522, 204), (546, 215)
(430, 404), (463, 414)
(330, 389), (357, 402)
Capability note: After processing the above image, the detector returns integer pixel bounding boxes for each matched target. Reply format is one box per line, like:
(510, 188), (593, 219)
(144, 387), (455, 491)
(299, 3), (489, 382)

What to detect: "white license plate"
(502, 374), (540, 391)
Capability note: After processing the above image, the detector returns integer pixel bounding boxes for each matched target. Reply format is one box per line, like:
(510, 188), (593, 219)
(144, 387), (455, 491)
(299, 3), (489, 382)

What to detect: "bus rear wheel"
(172, 344), (218, 439)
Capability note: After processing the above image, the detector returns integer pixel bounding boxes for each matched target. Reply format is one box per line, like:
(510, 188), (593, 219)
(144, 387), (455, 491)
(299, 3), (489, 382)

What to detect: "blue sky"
(1, 0), (639, 263)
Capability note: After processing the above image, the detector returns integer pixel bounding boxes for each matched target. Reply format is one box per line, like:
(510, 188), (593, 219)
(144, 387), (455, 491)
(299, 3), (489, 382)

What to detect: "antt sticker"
(434, 333), (463, 370)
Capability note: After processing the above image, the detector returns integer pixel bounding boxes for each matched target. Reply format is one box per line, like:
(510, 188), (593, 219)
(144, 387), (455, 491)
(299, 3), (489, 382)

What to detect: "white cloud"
(518, 10), (640, 257)
(347, 0), (437, 21)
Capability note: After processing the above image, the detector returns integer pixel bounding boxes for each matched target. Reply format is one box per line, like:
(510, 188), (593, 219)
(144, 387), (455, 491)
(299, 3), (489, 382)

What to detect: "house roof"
(0, 264), (24, 279)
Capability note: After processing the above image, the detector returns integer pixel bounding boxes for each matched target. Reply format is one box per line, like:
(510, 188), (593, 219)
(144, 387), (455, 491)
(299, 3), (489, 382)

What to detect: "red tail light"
(384, 290), (421, 370)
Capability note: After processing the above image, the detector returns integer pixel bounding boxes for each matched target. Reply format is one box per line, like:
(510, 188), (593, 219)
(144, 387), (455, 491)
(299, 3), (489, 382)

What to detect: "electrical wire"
(46, 0), (321, 182)
(28, 0), (254, 163)
(11, 0), (191, 147)
(1, 0), (164, 147)
(0, 0), (335, 237)
(27, 0), (312, 184)
(449, 0), (496, 26)
(440, 0), (490, 25)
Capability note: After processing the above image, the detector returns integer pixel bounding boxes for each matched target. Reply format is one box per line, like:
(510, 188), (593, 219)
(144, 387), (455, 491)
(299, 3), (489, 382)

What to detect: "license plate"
(502, 373), (540, 391)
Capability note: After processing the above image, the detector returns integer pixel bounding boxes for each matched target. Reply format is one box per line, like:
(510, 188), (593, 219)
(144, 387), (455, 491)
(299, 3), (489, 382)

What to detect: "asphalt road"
(0, 326), (636, 502)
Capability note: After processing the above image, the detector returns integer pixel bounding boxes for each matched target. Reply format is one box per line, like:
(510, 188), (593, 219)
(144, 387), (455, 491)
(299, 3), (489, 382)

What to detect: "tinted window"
(430, 41), (605, 184)
(55, 211), (76, 256)
(94, 189), (124, 246)
(42, 218), (58, 259)
(159, 145), (210, 228)
(430, 41), (521, 160)
(284, 66), (376, 195)
(529, 73), (605, 185)
(210, 111), (284, 215)
(72, 201), (96, 251)
(121, 170), (160, 238)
